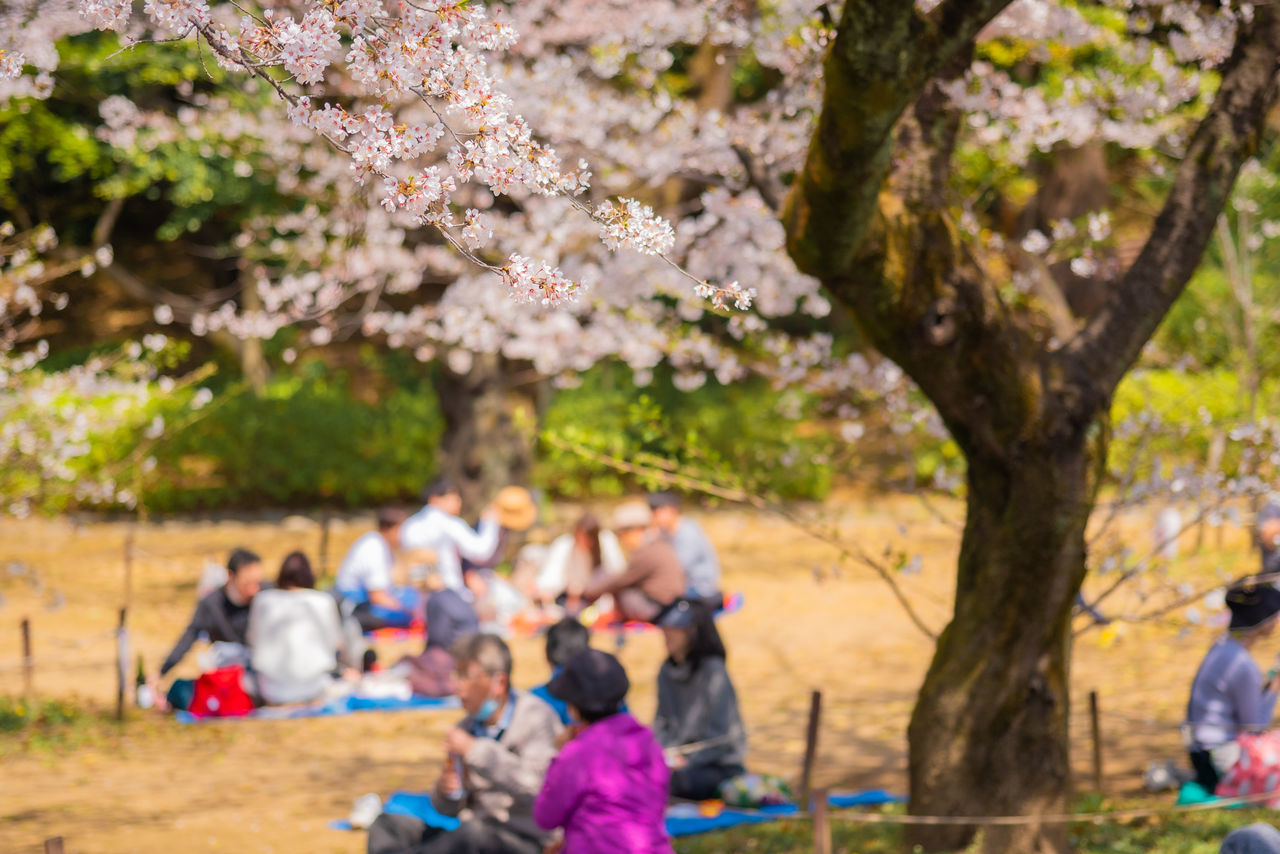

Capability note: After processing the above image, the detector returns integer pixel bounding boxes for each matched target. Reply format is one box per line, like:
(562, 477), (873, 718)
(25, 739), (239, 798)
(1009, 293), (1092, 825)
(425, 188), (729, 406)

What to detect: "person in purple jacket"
(533, 649), (673, 854)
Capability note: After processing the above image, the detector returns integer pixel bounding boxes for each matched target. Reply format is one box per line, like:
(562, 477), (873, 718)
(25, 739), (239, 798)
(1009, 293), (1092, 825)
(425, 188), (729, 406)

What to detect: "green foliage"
(141, 363), (443, 512)
(1109, 367), (1279, 478)
(0, 31), (292, 244)
(536, 366), (834, 501)
(0, 696), (82, 734)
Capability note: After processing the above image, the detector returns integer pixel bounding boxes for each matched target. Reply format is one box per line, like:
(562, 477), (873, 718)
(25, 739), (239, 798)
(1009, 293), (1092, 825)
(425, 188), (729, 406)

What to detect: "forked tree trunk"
(907, 426), (1106, 852)
(431, 352), (534, 515)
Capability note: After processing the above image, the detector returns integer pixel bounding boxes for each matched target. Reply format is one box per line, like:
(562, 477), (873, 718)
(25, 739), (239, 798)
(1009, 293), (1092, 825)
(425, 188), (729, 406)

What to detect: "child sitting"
(532, 618), (591, 725)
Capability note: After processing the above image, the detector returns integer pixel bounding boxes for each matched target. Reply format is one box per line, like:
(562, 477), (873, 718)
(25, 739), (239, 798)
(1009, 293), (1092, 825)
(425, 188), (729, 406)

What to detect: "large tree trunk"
(778, 6), (1280, 848)
(431, 352), (534, 515)
(907, 427), (1106, 853)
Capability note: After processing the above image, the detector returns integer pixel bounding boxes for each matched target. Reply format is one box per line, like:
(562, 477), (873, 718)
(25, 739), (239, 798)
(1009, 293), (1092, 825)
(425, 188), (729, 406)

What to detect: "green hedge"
(141, 368), (443, 512)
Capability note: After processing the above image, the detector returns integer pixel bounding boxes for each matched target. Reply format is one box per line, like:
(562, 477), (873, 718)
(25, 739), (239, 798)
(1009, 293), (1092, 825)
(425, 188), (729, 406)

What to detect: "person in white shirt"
(248, 551), (355, 705)
(400, 479), (502, 596)
(335, 506), (414, 631)
(535, 513), (626, 613)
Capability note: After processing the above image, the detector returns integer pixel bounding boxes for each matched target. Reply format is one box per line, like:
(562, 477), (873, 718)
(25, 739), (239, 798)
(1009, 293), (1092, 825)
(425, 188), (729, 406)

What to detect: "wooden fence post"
(812, 787), (831, 854)
(122, 531), (135, 612)
(799, 690), (823, 809)
(319, 510), (332, 581)
(115, 608), (128, 722)
(21, 617), (32, 699)
(1090, 690), (1103, 794)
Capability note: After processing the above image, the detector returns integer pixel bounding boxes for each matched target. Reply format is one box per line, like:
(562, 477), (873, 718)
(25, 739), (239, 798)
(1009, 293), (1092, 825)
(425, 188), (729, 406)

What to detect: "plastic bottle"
(135, 653), (154, 709)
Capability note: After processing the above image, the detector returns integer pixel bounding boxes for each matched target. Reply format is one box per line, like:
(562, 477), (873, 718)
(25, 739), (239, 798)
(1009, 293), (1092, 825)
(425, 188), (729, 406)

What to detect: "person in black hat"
(652, 598), (746, 801)
(1185, 578), (1280, 793)
(533, 650), (673, 853)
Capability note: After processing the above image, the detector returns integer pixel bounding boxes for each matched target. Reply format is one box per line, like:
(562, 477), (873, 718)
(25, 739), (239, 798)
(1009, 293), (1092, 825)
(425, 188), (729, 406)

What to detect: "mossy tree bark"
(431, 352), (535, 515)
(783, 3), (1280, 851)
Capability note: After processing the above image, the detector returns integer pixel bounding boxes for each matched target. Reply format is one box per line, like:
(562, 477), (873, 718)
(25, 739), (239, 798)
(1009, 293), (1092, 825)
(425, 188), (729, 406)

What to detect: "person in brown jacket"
(367, 634), (562, 854)
(584, 500), (686, 623)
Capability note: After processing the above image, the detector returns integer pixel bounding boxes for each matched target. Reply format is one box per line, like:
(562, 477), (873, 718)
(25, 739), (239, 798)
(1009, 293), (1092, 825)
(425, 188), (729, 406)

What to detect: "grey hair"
(451, 633), (513, 677)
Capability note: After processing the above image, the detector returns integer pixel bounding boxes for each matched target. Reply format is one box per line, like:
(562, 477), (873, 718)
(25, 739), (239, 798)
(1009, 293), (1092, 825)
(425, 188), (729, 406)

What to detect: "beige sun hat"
(610, 499), (653, 531)
(494, 486), (538, 531)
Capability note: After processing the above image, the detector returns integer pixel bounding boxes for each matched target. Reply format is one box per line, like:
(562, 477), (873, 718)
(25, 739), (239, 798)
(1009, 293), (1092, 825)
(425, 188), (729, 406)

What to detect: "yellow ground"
(0, 494), (1254, 853)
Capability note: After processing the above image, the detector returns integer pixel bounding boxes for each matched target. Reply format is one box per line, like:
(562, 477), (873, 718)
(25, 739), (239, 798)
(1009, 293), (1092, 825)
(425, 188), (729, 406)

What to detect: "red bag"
(189, 666), (256, 718)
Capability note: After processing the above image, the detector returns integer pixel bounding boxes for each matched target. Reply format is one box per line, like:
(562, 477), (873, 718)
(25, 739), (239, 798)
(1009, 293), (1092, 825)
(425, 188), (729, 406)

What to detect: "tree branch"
(782, 0), (1013, 280)
(1060, 7), (1280, 412)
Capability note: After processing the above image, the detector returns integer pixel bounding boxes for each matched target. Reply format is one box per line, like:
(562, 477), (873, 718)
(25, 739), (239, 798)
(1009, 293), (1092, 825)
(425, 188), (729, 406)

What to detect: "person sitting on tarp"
(400, 479), (502, 598)
(584, 501), (685, 624)
(248, 551), (357, 705)
(158, 548), (264, 681)
(401, 588), (479, 698)
(1185, 578), (1280, 795)
(536, 514), (626, 615)
(534, 649), (673, 854)
(648, 492), (722, 611)
(654, 598), (746, 802)
(367, 633), (561, 854)
(335, 506), (417, 631)
(532, 618), (592, 726)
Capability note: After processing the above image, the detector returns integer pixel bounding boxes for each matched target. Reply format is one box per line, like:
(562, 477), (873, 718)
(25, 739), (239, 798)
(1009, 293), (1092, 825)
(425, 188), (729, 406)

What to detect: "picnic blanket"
(365, 591), (747, 642)
(176, 692), (459, 724)
(329, 787), (905, 835)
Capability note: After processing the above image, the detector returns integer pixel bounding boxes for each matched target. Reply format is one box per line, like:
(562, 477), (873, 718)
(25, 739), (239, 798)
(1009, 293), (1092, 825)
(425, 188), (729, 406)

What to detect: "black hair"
(227, 548), (261, 575)
(575, 700), (624, 724)
(545, 618), (591, 668)
(675, 600), (726, 666)
(647, 491), (681, 511)
(422, 478), (460, 503)
(377, 506), (409, 530)
(277, 551), (315, 590)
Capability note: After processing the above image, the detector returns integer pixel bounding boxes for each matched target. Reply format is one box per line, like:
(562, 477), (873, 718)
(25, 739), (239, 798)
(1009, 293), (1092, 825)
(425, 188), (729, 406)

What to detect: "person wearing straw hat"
(464, 487), (538, 636)
(1185, 578), (1280, 795)
(533, 649), (673, 854)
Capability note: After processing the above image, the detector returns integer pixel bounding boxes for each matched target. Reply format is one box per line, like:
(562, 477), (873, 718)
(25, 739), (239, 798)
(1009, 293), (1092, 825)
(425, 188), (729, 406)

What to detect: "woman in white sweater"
(248, 551), (351, 705)
(535, 514), (626, 612)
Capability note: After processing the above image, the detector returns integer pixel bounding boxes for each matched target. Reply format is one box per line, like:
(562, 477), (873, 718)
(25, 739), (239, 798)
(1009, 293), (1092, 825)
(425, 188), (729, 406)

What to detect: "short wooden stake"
(813, 787), (831, 854)
(122, 531), (135, 612)
(799, 690), (822, 810)
(319, 510), (332, 580)
(115, 608), (128, 723)
(44, 837), (65, 854)
(21, 617), (32, 698)
(1089, 690), (1103, 794)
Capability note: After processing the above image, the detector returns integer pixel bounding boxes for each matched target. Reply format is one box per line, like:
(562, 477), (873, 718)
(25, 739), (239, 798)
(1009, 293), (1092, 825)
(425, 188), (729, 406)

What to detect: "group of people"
(154, 479), (724, 709)
(370, 601), (746, 854)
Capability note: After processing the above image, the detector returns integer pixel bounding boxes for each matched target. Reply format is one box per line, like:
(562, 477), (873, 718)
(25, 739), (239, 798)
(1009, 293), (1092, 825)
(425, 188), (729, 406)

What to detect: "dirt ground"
(0, 493), (1255, 854)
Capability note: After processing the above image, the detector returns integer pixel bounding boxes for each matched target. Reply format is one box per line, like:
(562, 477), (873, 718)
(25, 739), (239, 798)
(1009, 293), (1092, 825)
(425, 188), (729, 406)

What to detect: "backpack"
(189, 666), (256, 718)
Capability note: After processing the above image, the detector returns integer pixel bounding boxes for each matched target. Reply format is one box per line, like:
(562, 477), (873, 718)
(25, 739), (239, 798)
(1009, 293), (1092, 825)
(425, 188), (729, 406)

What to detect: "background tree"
(782, 2), (1280, 851)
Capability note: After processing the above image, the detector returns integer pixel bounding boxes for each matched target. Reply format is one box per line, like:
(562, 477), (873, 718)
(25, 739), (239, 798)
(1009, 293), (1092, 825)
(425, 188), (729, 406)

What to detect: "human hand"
(664, 749), (688, 770)
(445, 727), (477, 758)
(542, 839), (564, 854)
(439, 755), (462, 794)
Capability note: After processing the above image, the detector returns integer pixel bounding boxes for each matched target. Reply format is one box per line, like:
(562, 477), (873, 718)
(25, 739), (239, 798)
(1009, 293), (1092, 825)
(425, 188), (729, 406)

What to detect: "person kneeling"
(368, 634), (562, 854)
(534, 649), (673, 854)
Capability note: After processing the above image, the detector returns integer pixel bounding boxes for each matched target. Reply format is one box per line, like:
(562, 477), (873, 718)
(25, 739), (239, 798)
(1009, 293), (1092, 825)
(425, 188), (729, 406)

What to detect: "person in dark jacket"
(401, 588), (480, 697)
(159, 548), (264, 678)
(653, 598), (745, 801)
